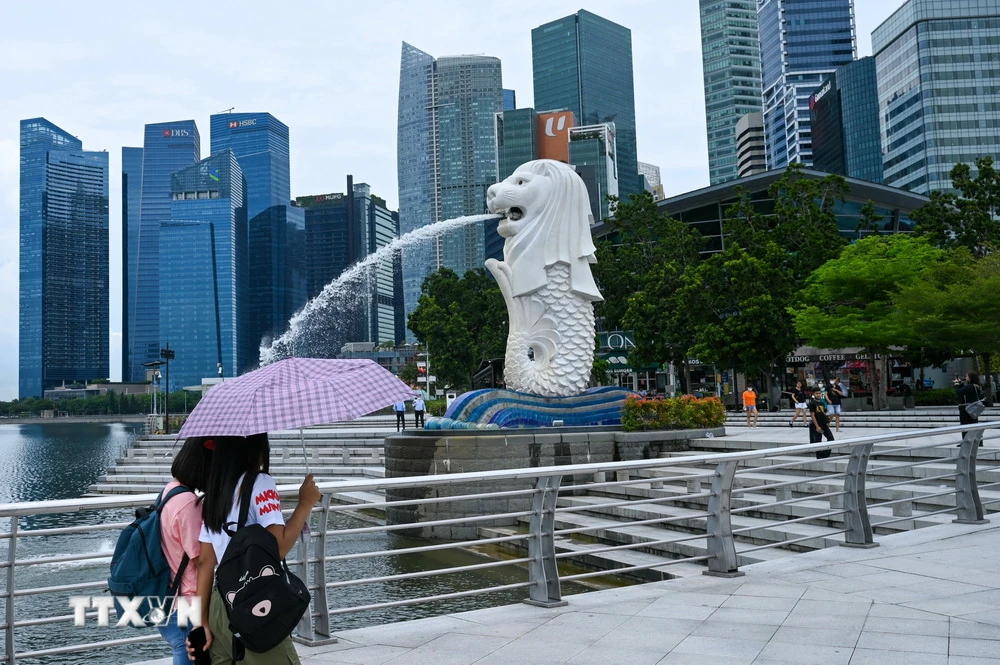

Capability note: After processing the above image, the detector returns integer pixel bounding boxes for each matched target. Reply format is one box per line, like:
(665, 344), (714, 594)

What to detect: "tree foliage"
(790, 235), (945, 408)
(407, 268), (507, 390)
(912, 156), (1000, 257)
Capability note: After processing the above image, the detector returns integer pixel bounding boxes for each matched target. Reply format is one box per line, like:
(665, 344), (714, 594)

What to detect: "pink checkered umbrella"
(177, 358), (417, 438)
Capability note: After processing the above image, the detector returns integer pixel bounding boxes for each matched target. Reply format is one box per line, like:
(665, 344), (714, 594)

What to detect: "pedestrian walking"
(189, 434), (320, 665)
(954, 371), (984, 445)
(154, 437), (213, 665)
(393, 399), (407, 431)
(412, 393), (425, 428)
(807, 387), (835, 459)
(782, 381), (808, 427)
(827, 377), (847, 431)
(742, 385), (759, 428)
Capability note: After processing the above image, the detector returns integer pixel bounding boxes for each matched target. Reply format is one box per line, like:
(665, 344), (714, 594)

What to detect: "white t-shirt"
(199, 473), (285, 564)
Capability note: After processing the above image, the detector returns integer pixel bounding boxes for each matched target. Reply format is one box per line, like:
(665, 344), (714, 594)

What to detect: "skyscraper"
(874, 0), (1000, 194)
(758, 0), (856, 169)
(502, 88), (517, 111)
(699, 0), (763, 184)
(121, 146), (143, 378)
(532, 10), (640, 200)
(397, 43), (503, 333)
(210, 112), (306, 356)
(161, 150), (247, 390)
(297, 177), (402, 347)
(810, 57), (883, 183)
(19, 118), (109, 398)
(124, 120), (200, 382)
(736, 112), (767, 178)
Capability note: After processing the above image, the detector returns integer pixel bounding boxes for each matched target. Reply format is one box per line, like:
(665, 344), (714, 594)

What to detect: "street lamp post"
(160, 345), (175, 434)
(142, 360), (166, 433)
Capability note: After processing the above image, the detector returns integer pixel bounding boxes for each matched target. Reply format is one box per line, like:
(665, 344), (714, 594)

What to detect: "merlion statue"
(485, 159), (603, 397)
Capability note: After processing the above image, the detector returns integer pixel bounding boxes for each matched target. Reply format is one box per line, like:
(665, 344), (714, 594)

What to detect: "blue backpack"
(108, 485), (192, 626)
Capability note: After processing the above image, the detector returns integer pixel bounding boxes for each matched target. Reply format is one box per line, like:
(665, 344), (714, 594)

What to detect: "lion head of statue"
(486, 160), (602, 301)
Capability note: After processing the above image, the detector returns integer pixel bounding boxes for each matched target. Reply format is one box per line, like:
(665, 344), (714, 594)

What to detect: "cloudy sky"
(0, 0), (905, 400)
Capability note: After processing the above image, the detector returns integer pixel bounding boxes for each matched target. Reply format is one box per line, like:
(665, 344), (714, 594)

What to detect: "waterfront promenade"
(138, 520), (1000, 665)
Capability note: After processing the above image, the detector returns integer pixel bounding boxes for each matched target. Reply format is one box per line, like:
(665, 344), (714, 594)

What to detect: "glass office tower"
(19, 118), (109, 398)
(503, 88), (517, 111)
(121, 146), (143, 378)
(699, 0), (763, 185)
(810, 56), (884, 183)
(532, 10), (640, 200)
(874, 0), (1000, 195)
(758, 0), (856, 169)
(396, 43), (503, 335)
(297, 177), (402, 347)
(161, 150), (247, 389)
(125, 120), (200, 382)
(210, 112), (305, 358)
(496, 108), (540, 181)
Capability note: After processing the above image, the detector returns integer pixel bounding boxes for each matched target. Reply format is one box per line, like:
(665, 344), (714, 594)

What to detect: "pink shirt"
(158, 480), (203, 597)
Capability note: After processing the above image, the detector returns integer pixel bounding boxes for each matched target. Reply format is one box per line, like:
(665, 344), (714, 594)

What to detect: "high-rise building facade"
(532, 10), (641, 200)
(496, 108), (540, 181)
(874, 0), (1000, 195)
(161, 150), (247, 390)
(736, 112), (767, 177)
(758, 0), (856, 169)
(19, 118), (109, 398)
(397, 43), (503, 334)
(297, 177), (402, 346)
(699, 0), (763, 184)
(121, 146), (143, 377)
(502, 88), (517, 111)
(569, 123), (619, 220)
(210, 112), (306, 356)
(124, 120), (200, 382)
(810, 56), (884, 183)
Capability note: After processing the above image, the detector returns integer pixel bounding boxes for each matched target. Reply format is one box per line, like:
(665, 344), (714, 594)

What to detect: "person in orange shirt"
(742, 385), (759, 428)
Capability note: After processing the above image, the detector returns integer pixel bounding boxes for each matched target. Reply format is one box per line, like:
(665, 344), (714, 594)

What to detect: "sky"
(0, 0), (906, 401)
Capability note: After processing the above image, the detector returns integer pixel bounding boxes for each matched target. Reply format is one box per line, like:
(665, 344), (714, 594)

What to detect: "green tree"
(790, 235), (945, 409)
(912, 156), (1000, 258)
(856, 200), (885, 239)
(398, 361), (419, 386)
(679, 246), (798, 398)
(894, 250), (1000, 401)
(408, 268), (507, 390)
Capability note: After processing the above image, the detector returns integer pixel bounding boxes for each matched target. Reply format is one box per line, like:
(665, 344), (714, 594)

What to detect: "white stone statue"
(485, 159), (603, 397)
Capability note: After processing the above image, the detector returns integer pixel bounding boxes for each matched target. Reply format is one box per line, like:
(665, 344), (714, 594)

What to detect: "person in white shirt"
(189, 434), (320, 665)
(412, 393), (425, 428)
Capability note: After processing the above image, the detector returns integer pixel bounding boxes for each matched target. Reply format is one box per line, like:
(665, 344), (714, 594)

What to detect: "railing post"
(6, 515), (17, 665)
(954, 429), (988, 524)
(292, 496), (337, 646)
(842, 442), (878, 548)
(524, 474), (567, 608)
(703, 461), (744, 577)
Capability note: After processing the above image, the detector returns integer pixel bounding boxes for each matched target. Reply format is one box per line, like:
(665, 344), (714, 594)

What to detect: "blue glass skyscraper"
(758, 0), (856, 168)
(502, 88), (517, 111)
(532, 10), (641, 200)
(125, 120), (200, 383)
(396, 43), (503, 336)
(211, 112), (306, 359)
(810, 56), (883, 183)
(161, 150), (247, 390)
(699, 0), (763, 184)
(19, 118), (109, 398)
(874, 0), (1000, 194)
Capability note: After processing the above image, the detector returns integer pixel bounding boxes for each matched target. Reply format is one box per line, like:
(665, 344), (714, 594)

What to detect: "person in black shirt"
(782, 381), (808, 427)
(954, 371), (984, 444)
(807, 387), (834, 459)
(827, 377), (847, 431)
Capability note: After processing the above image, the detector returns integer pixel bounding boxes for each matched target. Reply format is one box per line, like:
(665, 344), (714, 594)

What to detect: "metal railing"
(1, 422), (998, 664)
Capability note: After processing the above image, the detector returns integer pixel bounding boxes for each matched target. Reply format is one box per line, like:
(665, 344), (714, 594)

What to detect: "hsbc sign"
(228, 119), (258, 129)
(162, 129), (190, 138)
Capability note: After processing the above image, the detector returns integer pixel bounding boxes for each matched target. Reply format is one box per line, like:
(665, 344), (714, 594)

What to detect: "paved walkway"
(139, 520), (1000, 665)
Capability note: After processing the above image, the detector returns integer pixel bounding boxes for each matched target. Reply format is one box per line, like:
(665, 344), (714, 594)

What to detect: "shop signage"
(228, 118), (258, 129)
(599, 331), (635, 350)
(785, 352), (883, 363)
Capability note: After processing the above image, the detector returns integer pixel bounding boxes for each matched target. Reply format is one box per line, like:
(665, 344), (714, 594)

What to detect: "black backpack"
(215, 473), (310, 659)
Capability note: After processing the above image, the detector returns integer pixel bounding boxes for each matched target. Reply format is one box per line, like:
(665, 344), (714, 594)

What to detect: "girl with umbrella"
(188, 434), (320, 664)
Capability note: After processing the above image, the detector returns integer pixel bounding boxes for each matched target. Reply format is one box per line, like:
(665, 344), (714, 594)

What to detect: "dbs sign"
(536, 111), (574, 163)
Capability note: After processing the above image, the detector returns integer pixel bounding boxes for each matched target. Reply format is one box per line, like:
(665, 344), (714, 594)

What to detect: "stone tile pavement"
(140, 520), (1000, 665)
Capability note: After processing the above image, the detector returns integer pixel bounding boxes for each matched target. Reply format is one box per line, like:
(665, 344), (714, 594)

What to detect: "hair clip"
(204, 439), (216, 450)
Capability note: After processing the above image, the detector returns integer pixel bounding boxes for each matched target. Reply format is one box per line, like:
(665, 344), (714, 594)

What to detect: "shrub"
(621, 395), (726, 432)
(913, 388), (958, 406)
